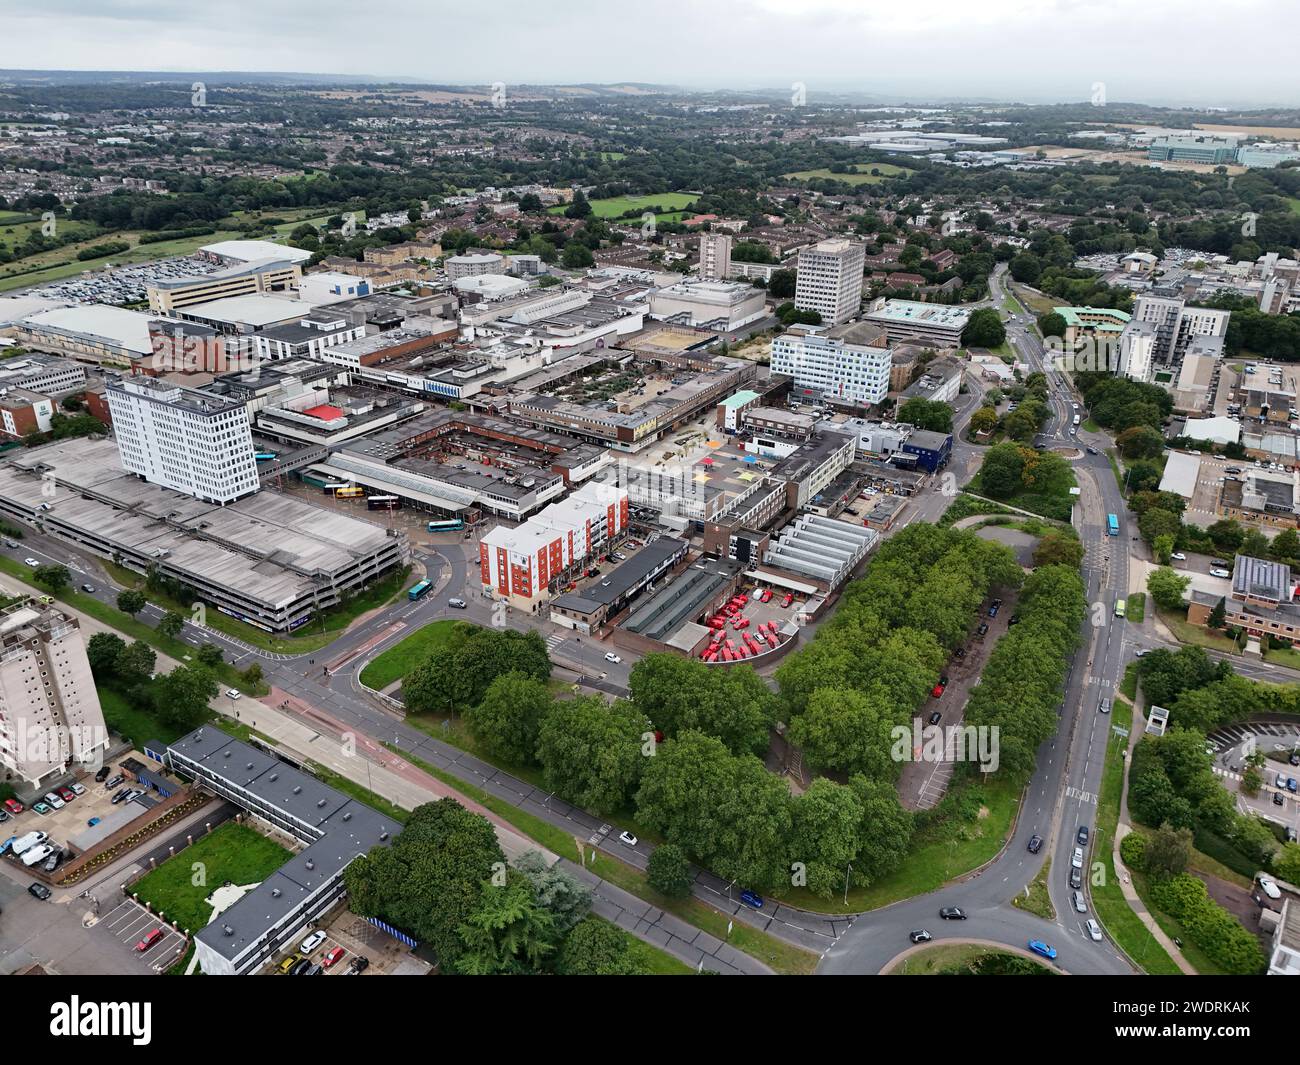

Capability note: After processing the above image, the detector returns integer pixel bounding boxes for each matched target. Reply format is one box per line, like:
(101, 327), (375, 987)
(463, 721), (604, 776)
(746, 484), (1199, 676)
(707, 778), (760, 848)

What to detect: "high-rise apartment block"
(0, 599), (108, 789)
(698, 232), (733, 281)
(795, 239), (865, 326)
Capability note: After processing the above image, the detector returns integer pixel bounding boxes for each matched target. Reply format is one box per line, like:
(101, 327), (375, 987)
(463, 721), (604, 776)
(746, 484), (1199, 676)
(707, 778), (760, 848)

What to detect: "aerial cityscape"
(0, 0), (1298, 1019)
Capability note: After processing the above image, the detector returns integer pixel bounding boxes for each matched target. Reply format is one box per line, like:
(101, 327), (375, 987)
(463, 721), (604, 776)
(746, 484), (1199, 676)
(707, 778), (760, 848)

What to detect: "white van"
(11, 830), (48, 856)
(21, 843), (54, 867)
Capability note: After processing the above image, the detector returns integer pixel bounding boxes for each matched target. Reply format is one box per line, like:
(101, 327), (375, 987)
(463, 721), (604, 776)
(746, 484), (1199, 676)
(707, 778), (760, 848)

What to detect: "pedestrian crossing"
(1212, 767), (1243, 783)
(546, 633), (566, 652)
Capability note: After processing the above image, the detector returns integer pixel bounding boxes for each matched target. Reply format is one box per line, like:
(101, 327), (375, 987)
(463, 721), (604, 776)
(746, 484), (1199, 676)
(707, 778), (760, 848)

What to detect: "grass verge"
(359, 618), (462, 690)
(1012, 857), (1056, 919)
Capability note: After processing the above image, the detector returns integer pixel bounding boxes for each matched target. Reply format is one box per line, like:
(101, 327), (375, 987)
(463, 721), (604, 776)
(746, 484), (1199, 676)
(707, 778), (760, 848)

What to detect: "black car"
(1070, 866), (1083, 890)
(1077, 825), (1089, 847)
(939, 907), (967, 920)
(1210, 560), (1231, 569)
(80, 584), (95, 594)
(110, 787), (131, 805)
(928, 711), (942, 726)
(289, 958), (313, 976)
(976, 623), (989, 637)
(0, 810), (8, 824)
(953, 647), (966, 659)
(1027, 834), (1043, 854)
(1007, 614), (1021, 626)
(909, 929), (932, 944)
(95, 766), (110, 782)
(28, 882), (52, 900)
(1274, 792), (1285, 806)
(346, 956), (371, 975)
(987, 603), (999, 618)
(42, 850), (61, 873)
(1086, 446), (1099, 455)
(1290, 753), (1300, 767)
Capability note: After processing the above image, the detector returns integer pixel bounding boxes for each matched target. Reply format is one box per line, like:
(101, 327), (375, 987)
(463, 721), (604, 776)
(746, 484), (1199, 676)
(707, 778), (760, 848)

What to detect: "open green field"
(783, 163), (914, 185)
(359, 618), (461, 690)
(132, 822), (291, 933)
(548, 192), (697, 219)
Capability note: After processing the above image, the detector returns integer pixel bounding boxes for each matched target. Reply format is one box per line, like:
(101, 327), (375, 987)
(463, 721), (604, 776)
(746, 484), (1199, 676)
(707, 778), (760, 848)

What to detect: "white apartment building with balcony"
(0, 599), (108, 790)
(794, 239), (865, 326)
(698, 232), (733, 281)
(106, 376), (259, 504)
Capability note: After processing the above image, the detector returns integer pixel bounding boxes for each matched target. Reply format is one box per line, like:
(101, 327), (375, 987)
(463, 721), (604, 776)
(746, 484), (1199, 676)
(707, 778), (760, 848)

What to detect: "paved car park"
(94, 898), (187, 972)
(264, 912), (400, 975)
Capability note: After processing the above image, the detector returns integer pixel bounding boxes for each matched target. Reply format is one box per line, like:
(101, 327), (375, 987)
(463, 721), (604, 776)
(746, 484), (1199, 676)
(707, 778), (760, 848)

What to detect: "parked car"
(1209, 568), (1231, 578)
(1170, 552), (1187, 561)
(300, 930), (327, 954)
(976, 623), (989, 637)
(0, 810), (7, 824)
(87, 817), (100, 827)
(345, 956), (370, 975)
(618, 831), (638, 846)
(931, 675), (948, 698)
(1076, 825), (1089, 846)
(604, 652), (622, 664)
(278, 954), (304, 975)
(1073, 890), (1087, 914)
(104, 775), (124, 790)
(1027, 834), (1043, 854)
(32, 803), (51, 816)
(939, 907), (967, 920)
(1259, 876), (1282, 900)
(289, 958), (313, 976)
(28, 882), (52, 901)
(1274, 792), (1285, 806)
(1070, 866), (1083, 890)
(70, 782), (85, 796)
(57, 787), (75, 803)
(43, 793), (64, 810)
(1099, 698), (1111, 715)
(909, 929), (932, 944)
(1072, 847), (1084, 869)
(781, 593), (794, 608)
(1028, 939), (1057, 960)
(23, 558), (39, 567)
(110, 788), (131, 805)
(322, 946), (346, 969)
(1289, 778), (1298, 793)
(42, 850), (62, 873)
(2, 798), (22, 815)
(21, 844), (54, 867)
(226, 689), (242, 700)
(738, 890), (764, 910)
(1086, 919), (1103, 942)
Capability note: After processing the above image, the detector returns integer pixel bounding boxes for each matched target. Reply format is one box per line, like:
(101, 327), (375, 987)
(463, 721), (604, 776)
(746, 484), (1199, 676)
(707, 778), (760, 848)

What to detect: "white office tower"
(1117, 321), (1157, 381)
(795, 239), (865, 326)
(107, 376), (259, 504)
(0, 600), (108, 788)
(770, 323), (892, 405)
(698, 232), (733, 281)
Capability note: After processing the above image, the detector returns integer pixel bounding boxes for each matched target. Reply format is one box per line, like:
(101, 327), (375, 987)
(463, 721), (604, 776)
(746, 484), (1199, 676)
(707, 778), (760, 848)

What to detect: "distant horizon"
(1, 69), (1297, 114)
(5, 0), (1298, 110)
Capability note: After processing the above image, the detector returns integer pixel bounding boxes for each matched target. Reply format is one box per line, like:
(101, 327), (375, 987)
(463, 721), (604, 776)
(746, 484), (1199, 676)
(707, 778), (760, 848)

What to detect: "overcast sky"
(4, 0), (1298, 107)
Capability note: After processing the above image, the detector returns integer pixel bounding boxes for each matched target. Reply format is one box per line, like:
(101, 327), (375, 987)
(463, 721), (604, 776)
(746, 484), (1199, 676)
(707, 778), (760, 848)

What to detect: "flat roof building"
(795, 239), (865, 327)
(864, 299), (969, 346)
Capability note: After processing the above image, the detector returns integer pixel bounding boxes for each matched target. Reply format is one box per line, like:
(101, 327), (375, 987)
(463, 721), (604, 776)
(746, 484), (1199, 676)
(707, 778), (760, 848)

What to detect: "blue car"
(1289, 778), (1298, 793)
(1028, 939), (1057, 960)
(87, 817), (101, 827)
(739, 890), (764, 910)
(0, 836), (16, 856)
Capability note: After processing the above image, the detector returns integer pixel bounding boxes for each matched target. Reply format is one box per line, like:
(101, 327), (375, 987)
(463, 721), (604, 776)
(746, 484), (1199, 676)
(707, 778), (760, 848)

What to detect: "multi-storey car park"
(0, 437), (409, 633)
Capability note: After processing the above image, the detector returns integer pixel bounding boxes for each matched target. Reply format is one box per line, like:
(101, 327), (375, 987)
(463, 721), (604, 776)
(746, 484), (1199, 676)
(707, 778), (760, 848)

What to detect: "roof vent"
(222, 924), (234, 936)
(271, 888), (281, 898)
(316, 798), (327, 808)
(379, 832), (390, 842)
(305, 859), (315, 871)
(342, 812), (352, 821)
(223, 750), (231, 758)
(269, 773), (278, 782)
(246, 763), (254, 770)
(292, 785), (301, 794)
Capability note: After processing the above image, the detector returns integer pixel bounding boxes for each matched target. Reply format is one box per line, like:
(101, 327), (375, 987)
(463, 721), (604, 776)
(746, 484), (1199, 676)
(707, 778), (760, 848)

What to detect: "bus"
(333, 486), (364, 499)
(408, 579), (433, 601)
(1107, 513), (1119, 537)
(367, 494), (401, 511)
(427, 518), (465, 533)
(254, 452), (278, 462)
(1114, 598), (1127, 619)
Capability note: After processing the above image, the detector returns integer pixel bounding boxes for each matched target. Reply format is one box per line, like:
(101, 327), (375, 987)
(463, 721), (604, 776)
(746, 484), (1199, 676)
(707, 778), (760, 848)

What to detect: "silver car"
(1073, 890), (1087, 914)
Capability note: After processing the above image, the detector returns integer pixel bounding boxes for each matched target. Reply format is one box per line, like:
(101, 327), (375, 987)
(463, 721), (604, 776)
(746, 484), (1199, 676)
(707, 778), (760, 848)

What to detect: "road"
(820, 268), (1136, 974)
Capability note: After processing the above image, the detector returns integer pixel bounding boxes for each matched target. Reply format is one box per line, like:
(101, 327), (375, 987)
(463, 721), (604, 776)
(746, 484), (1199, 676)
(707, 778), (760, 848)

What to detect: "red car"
(781, 593), (794, 608)
(931, 675), (949, 699)
(322, 946), (346, 969)
(735, 594), (748, 606)
(759, 588), (773, 603)
(135, 928), (164, 953)
(57, 787), (76, 803)
(3, 798), (23, 815)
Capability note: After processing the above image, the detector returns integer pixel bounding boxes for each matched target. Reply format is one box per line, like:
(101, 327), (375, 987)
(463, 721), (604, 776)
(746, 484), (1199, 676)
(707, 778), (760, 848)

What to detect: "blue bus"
(254, 452), (278, 461)
(408, 579), (432, 601)
(1107, 514), (1119, 537)
(427, 518), (465, 533)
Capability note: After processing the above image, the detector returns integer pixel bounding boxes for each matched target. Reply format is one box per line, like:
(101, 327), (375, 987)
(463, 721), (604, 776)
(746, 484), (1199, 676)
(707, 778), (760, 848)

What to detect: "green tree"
(1116, 425), (1165, 460)
(1033, 530), (1084, 569)
(896, 397), (954, 434)
(343, 800), (504, 970)
(157, 610), (186, 640)
(1037, 311), (1067, 338)
(196, 643), (224, 668)
(1147, 566), (1191, 611)
(787, 687), (898, 778)
(1207, 596), (1227, 630)
(978, 442), (1026, 499)
(553, 917), (646, 975)
(241, 661), (264, 689)
(962, 307), (1006, 348)
(1271, 528), (1300, 563)
(464, 672), (553, 765)
(86, 632), (126, 678)
(153, 664), (216, 730)
(1145, 822), (1194, 879)
(969, 406), (999, 435)
(789, 778), (865, 898)
(646, 842), (693, 898)
(116, 589), (147, 616)
(1152, 533), (1175, 565)
(536, 696), (648, 813)
(514, 850), (591, 934)
(33, 563), (70, 593)
(1274, 843), (1300, 886)
(116, 641), (157, 686)
(455, 869), (557, 974)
